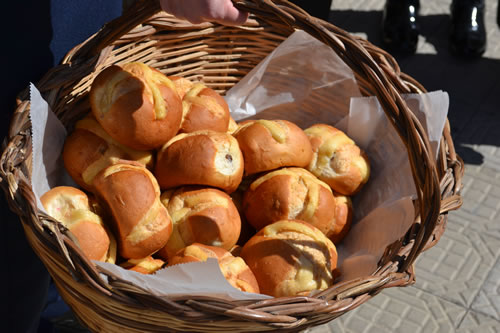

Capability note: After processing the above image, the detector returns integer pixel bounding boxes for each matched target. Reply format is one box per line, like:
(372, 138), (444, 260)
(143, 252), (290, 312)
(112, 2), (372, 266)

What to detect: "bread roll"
(75, 114), (154, 168)
(329, 194), (353, 244)
(233, 119), (313, 175)
(90, 62), (182, 150)
(40, 186), (116, 263)
(305, 124), (370, 195)
(179, 82), (230, 133)
(63, 114), (154, 191)
(243, 167), (350, 242)
(63, 124), (124, 192)
(120, 256), (165, 274)
(92, 162), (173, 259)
(240, 220), (337, 297)
(168, 243), (260, 294)
(157, 186), (241, 260)
(154, 130), (243, 193)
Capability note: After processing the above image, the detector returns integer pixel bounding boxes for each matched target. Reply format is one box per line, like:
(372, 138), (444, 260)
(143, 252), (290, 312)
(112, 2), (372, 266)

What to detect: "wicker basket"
(1, 0), (464, 331)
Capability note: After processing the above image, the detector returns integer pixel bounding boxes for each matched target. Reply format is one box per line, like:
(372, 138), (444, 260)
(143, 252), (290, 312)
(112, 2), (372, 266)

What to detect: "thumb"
(217, 5), (249, 25)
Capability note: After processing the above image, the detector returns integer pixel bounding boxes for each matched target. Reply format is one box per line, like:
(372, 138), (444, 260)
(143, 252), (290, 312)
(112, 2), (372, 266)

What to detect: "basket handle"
(72, 0), (314, 61)
(70, 0), (163, 61)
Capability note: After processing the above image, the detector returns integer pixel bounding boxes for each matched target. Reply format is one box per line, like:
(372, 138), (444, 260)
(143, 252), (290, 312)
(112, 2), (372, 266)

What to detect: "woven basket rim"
(0, 0), (464, 331)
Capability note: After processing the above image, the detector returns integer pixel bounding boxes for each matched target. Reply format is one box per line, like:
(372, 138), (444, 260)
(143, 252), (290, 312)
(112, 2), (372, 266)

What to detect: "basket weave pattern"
(0, 0), (464, 331)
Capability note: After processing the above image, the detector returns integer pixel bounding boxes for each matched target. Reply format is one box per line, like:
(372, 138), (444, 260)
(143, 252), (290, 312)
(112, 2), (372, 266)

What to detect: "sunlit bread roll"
(157, 186), (241, 260)
(233, 119), (313, 175)
(90, 62), (182, 150)
(92, 162), (173, 259)
(154, 130), (244, 193)
(63, 125), (124, 192)
(168, 243), (260, 293)
(40, 186), (116, 263)
(63, 115), (154, 191)
(240, 220), (338, 297)
(75, 114), (154, 168)
(243, 167), (351, 242)
(305, 124), (370, 195)
(120, 256), (165, 274)
(179, 82), (230, 133)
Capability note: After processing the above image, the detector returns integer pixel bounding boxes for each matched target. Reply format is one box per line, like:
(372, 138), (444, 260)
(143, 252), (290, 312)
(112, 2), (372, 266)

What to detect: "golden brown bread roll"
(233, 119), (313, 175)
(63, 114), (154, 191)
(92, 162), (173, 259)
(240, 220), (337, 297)
(168, 243), (260, 294)
(305, 124), (370, 195)
(90, 62), (183, 150)
(243, 167), (351, 243)
(40, 186), (116, 263)
(75, 114), (154, 168)
(120, 256), (165, 274)
(157, 186), (241, 260)
(154, 130), (243, 193)
(179, 82), (230, 133)
(63, 124), (124, 192)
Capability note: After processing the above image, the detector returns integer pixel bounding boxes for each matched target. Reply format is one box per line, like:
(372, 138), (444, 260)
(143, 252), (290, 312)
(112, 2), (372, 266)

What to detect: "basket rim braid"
(0, 0), (464, 331)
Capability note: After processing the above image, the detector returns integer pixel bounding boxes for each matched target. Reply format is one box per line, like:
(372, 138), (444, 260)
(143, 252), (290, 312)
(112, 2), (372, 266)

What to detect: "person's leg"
(450, 0), (487, 57)
(381, 0), (421, 55)
(1, 2), (124, 332)
(5, 199), (51, 333)
(288, 0), (333, 21)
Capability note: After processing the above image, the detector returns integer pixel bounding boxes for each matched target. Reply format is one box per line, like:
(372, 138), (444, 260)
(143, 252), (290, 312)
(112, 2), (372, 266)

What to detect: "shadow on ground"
(329, 9), (500, 166)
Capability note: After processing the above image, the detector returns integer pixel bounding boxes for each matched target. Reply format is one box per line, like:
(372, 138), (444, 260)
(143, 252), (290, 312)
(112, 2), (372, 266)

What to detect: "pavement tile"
(308, 287), (466, 332)
(457, 310), (500, 332)
(471, 257), (500, 321)
(413, 216), (500, 307)
(484, 1), (500, 59)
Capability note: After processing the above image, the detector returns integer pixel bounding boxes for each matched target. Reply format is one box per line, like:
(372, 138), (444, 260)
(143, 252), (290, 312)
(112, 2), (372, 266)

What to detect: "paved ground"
(305, 0), (500, 332)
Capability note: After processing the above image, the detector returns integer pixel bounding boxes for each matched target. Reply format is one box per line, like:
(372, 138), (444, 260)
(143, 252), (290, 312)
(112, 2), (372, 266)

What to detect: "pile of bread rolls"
(43, 61), (370, 297)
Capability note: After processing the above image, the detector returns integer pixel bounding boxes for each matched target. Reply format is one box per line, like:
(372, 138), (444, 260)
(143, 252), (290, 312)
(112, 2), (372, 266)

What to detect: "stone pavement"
(306, 0), (500, 332)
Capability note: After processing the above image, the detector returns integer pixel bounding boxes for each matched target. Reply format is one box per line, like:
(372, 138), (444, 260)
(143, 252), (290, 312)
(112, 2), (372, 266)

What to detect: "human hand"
(159, 0), (248, 25)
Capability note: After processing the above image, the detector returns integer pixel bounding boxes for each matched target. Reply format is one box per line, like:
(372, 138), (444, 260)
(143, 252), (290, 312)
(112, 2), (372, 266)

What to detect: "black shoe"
(497, 0), (500, 28)
(382, 0), (420, 54)
(450, 0), (487, 58)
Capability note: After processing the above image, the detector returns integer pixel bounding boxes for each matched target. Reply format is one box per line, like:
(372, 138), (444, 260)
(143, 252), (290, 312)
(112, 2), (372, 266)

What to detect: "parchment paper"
(29, 30), (449, 299)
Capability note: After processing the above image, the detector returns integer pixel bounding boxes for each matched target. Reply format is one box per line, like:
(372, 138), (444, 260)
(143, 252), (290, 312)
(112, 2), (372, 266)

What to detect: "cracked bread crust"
(233, 119), (313, 175)
(154, 130), (243, 193)
(243, 167), (350, 242)
(90, 62), (182, 150)
(240, 220), (337, 297)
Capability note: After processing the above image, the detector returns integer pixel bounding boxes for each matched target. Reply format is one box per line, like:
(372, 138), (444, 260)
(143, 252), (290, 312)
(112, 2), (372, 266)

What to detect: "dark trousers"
(289, 0), (333, 21)
(1, 1), (122, 332)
